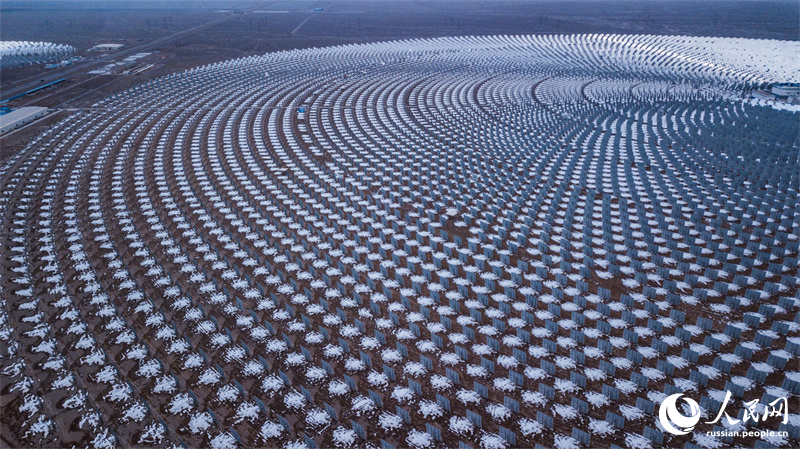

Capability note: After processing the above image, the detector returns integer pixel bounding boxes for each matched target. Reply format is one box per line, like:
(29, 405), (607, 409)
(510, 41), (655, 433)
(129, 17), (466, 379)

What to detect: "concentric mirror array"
(0, 41), (76, 69)
(1, 34), (798, 449)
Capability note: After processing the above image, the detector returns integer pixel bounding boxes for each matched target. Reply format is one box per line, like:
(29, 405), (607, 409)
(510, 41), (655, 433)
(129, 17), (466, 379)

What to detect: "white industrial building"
(771, 83), (800, 98)
(750, 90), (775, 101)
(91, 43), (125, 51)
(0, 107), (49, 134)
